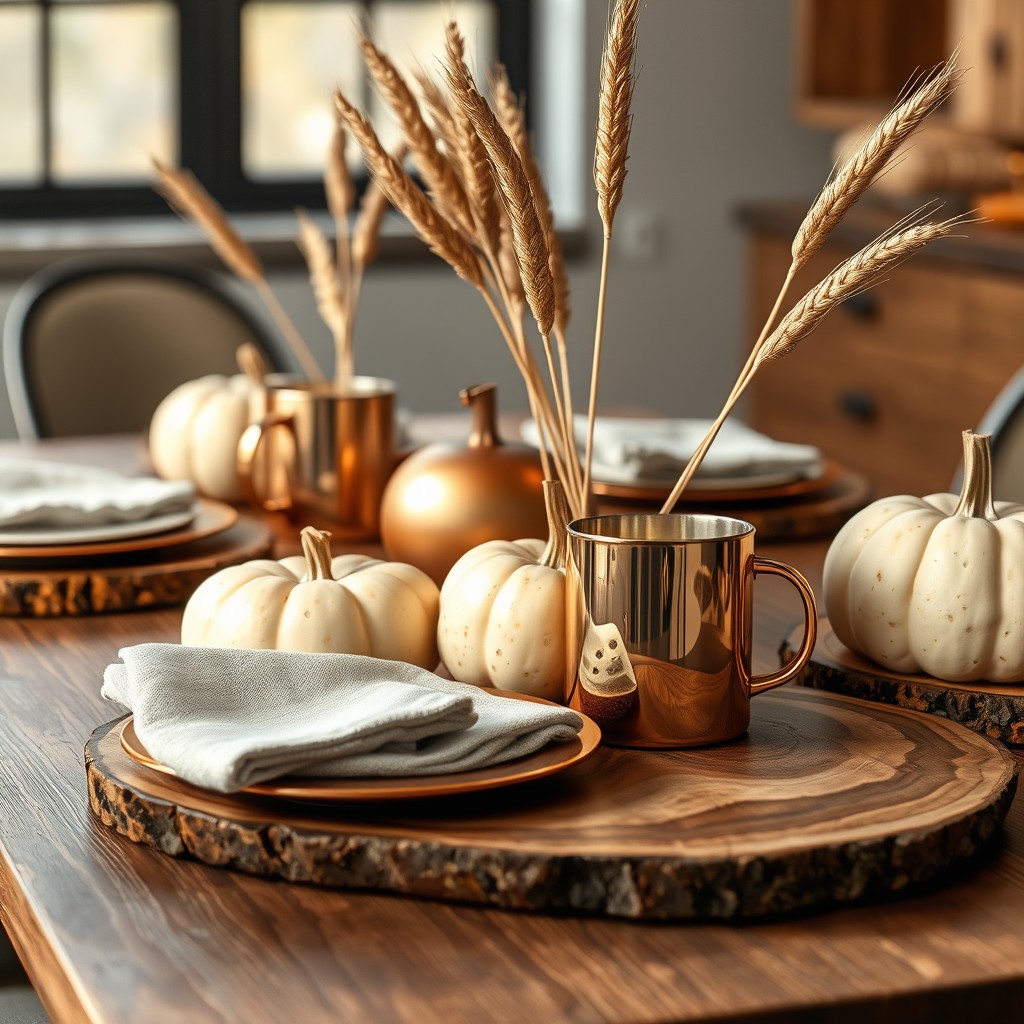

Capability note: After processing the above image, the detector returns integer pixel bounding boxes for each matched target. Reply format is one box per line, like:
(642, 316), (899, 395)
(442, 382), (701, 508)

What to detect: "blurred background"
(1, 0), (1021, 495)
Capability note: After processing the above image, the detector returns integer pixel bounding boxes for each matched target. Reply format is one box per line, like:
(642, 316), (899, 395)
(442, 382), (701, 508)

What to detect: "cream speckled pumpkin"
(182, 527), (440, 669)
(823, 431), (1024, 682)
(437, 481), (569, 700)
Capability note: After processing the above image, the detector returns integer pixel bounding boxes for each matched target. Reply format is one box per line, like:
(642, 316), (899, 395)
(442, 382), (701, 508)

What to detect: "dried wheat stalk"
(360, 36), (475, 239)
(444, 24), (501, 257)
(491, 64), (571, 336)
(792, 55), (961, 270)
(415, 70), (461, 159)
(335, 89), (484, 290)
(659, 211), (970, 513)
(594, 0), (641, 235)
(151, 157), (324, 383)
(296, 208), (348, 379)
(445, 58), (555, 337)
(583, 0), (642, 510)
(324, 121), (356, 385)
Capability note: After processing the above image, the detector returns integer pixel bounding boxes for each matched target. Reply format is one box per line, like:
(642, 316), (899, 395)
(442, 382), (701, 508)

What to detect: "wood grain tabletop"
(1, 436), (1023, 1024)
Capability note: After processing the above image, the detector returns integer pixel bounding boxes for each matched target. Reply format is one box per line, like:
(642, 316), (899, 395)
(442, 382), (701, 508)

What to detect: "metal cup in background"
(237, 376), (395, 538)
(565, 513), (817, 748)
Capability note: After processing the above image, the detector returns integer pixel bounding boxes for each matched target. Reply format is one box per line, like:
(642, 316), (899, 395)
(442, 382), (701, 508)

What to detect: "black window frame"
(0, 0), (531, 220)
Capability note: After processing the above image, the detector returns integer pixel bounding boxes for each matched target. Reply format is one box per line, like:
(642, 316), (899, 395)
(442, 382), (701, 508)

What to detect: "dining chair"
(3, 257), (295, 439)
(951, 366), (1024, 503)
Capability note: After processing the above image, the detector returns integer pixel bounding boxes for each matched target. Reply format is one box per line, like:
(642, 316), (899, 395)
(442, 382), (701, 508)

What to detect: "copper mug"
(237, 377), (395, 537)
(565, 513), (817, 748)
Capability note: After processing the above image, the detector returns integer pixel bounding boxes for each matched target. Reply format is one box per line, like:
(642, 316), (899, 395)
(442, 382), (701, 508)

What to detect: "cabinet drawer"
(746, 236), (972, 496)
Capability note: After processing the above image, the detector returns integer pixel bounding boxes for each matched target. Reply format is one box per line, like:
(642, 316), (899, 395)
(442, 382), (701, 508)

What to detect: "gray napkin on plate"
(0, 458), (195, 528)
(102, 644), (584, 793)
(521, 416), (822, 485)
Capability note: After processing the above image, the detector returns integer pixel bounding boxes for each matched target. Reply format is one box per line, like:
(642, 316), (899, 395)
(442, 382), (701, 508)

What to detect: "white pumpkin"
(148, 345), (268, 502)
(182, 526), (441, 669)
(823, 430), (1024, 682)
(438, 481), (569, 700)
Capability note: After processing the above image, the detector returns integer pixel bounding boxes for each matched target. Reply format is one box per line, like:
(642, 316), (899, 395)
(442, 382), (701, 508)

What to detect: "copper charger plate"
(118, 690), (602, 801)
(0, 498), (238, 560)
(592, 459), (843, 504)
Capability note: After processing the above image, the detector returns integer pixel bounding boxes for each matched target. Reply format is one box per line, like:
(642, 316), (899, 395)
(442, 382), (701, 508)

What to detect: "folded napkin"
(102, 644), (584, 793)
(521, 416), (822, 485)
(0, 459), (195, 528)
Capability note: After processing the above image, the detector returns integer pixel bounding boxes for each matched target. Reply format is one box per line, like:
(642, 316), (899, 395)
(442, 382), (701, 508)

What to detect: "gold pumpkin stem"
(540, 479), (572, 570)
(300, 526), (336, 580)
(955, 430), (999, 521)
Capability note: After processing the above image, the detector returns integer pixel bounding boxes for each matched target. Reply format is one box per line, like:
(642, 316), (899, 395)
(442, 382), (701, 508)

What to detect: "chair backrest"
(3, 257), (295, 439)
(950, 368), (1024, 503)
(960, 366), (1024, 504)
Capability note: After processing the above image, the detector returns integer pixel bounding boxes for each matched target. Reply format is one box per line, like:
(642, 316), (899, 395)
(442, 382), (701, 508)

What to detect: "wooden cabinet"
(743, 205), (1024, 497)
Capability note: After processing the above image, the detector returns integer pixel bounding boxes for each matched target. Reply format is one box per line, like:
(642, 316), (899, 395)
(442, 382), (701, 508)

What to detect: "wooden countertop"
(2, 436), (1024, 1023)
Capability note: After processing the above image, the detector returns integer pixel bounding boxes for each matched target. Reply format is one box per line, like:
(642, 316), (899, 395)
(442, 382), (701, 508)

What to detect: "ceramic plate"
(0, 499), (237, 558)
(119, 691), (602, 802)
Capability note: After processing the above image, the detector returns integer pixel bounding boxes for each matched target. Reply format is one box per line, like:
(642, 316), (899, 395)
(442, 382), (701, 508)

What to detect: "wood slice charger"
(87, 687), (1017, 921)
(785, 617), (1024, 746)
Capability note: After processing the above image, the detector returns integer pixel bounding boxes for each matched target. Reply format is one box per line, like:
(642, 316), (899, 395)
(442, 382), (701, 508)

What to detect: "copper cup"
(237, 377), (395, 537)
(565, 513), (817, 748)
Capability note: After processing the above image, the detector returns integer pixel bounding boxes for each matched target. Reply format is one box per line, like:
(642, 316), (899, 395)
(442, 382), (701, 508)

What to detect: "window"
(0, 0), (530, 219)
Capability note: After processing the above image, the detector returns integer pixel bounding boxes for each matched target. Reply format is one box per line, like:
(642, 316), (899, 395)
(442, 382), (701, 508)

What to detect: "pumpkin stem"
(954, 430), (999, 520)
(236, 343), (270, 386)
(300, 526), (336, 580)
(540, 479), (572, 569)
(460, 382), (501, 448)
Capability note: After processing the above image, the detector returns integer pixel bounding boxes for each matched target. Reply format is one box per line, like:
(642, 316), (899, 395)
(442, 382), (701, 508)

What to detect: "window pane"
(0, 5), (42, 184)
(371, 1), (497, 151)
(242, 2), (363, 181)
(51, 2), (177, 183)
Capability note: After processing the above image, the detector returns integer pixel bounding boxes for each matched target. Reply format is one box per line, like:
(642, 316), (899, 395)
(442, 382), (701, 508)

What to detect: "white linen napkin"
(101, 644), (584, 793)
(521, 416), (822, 485)
(0, 458), (195, 528)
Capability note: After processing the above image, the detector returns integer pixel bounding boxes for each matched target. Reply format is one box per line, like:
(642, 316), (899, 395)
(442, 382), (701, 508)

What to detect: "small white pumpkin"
(823, 430), (1024, 682)
(182, 526), (440, 669)
(148, 345), (266, 502)
(438, 481), (569, 700)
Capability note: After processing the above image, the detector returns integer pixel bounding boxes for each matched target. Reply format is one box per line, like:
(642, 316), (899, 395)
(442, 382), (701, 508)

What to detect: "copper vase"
(380, 383), (547, 584)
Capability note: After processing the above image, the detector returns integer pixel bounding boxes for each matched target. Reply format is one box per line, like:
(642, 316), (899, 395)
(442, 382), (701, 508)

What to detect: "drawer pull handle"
(839, 389), (877, 423)
(841, 291), (880, 320)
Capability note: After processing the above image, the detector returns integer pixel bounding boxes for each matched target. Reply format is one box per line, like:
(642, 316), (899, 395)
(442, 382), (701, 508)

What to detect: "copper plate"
(592, 460), (843, 504)
(118, 690), (602, 801)
(0, 498), (238, 560)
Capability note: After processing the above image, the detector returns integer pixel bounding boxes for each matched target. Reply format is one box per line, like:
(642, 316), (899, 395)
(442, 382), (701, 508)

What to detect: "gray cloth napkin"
(0, 458), (195, 528)
(521, 416), (822, 485)
(101, 644), (584, 793)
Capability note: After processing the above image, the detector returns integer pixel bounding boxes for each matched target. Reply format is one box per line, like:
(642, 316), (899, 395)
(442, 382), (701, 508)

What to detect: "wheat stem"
(582, 236), (612, 507)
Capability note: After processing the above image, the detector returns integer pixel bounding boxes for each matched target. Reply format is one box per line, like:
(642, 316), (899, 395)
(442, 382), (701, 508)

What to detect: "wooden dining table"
(2, 434), (1024, 1023)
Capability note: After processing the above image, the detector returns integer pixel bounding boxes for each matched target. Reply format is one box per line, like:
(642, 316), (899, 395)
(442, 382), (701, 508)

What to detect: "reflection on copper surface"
(565, 514), (817, 749)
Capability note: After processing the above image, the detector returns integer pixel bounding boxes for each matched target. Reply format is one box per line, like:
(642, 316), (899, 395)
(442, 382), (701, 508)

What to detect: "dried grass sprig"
(415, 70), (460, 158)
(792, 55), (961, 269)
(444, 23), (501, 257)
(335, 89), (484, 290)
(152, 158), (262, 282)
(296, 208), (348, 378)
(360, 36), (475, 239)
(152, 157), (324, 383)
(491, 64), (571, 337)
(445, 49), (555, 337)
(352, 177), (392, 269)
(760, 216), (965, 365)
(658, 211), (969, 514)
(594, 0), (641, 235)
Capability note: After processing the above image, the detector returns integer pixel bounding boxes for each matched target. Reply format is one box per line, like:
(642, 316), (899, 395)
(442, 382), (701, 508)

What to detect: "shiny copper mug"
(565, 513), (817, 748)
(237, 377), (395, 538)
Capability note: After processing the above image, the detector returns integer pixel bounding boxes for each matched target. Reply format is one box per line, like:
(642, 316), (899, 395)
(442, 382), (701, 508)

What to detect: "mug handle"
(742, 556), (818, 697)
(237, 411), (295, 513)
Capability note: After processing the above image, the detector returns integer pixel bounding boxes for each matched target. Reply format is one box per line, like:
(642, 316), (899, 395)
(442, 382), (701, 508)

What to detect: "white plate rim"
(0, 503), (200, 546)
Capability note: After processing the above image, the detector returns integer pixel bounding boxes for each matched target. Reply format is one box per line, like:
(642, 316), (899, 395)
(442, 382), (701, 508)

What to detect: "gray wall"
(0, 0), (833, 438)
